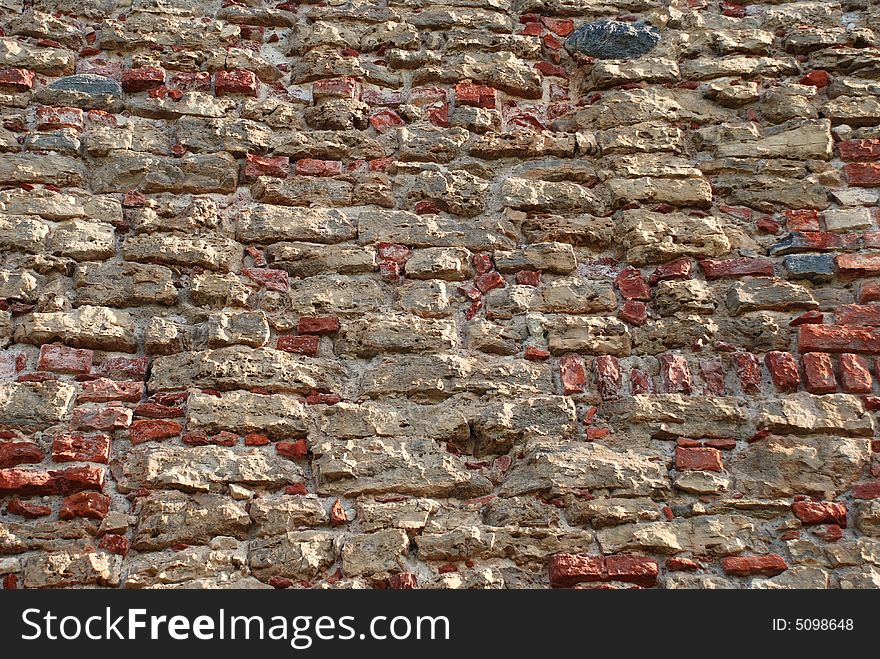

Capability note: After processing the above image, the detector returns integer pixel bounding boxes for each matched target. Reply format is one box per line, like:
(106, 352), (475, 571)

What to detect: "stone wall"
(0, 0), (879, 589)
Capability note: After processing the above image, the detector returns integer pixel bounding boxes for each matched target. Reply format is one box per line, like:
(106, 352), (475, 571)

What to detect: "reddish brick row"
(548, 553), (658, 588)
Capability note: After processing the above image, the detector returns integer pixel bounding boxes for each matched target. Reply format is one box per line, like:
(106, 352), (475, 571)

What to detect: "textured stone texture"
(0, 0), (879, 592)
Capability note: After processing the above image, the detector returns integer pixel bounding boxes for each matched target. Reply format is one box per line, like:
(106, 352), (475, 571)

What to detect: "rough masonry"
(0, 0), (880, 589)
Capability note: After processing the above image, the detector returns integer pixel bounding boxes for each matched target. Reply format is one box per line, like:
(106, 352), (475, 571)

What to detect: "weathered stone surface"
(313, 436), (492, 498)
(124, 538), (262, 589)
(24, 551), (122, 588)
(342, 529), (409, 576)
(357, 209), (516, 250)
(566, 20), (660, 60)
(0, 381), (75, 431)
(75, 262), (177, 307)
(757, 394), (874, 437)
(726, 278), (818, 316)
(112, 444), (304, 493)
(93, 152), (238, 194)
(499, 443), (670, 498)
(731, 435), (870, 499)
(616, 211), (731, 265)
(604, 395), (747, 440)
(249, 497), (328, 537)
(547, 316), (632, 356)
(148, 347), (347, 394)
(122, 232), (243, 272)
(237, 205), (356, 244)
(15, 306), (136, 352)
(596, 515), (761, 556)
(336, 314), (459, 356)
(187, 390), (310, 439)
(248, 531), (336, 581)
(133, 491), (250, 550)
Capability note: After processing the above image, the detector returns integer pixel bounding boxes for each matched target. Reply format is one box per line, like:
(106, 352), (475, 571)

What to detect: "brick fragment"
(801, 352), (837, 393)
(765, 352), (800, 393)
(721, 554), (787, 577)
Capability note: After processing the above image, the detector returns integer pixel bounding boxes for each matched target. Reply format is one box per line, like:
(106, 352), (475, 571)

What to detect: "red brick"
(215, 69), (258, 96)
(630, 368), (652, 394)
(38, 343), (93, 374)
(121, 66), (165, 92)
(51, 433), (111, 464)
(370, 109), (405, 133)
(71, 405), (132, 431)
(475, 271), (505, 293)
(36, 105), (84, 130)
(593, 355), (620, 401)
(705, 438), (737, 450)
(756, 216), (782, 234)
(721, 2), (746, 17)
(295, 158), (343, 177)
(93, 356), (148, 380)
(0, 442), (44, 469)
(378, 243), (412, 265)
(799, 70), (830, 88)
(0, 465), (104, 496)
(699, 257), (774, 279)
(243, 267), (288, 292)
(277, 439), (308, 459)
(276, 335), (319, 356)
(604, 555), (658, 587)
(721, 554), (787, 577)
(0, 67), (35, 91)
(548, 553), (657, 588)
(784, 209), (821, 232)
(765, 351), (800, 393)
(535, 61), (567, 77)
(790, 310), (824, 326)
(559, 354), (586, 394)
(521, 21), (543, 36)
(78, 378), (144, 403)
(524, 346), (550, 361)
(134, 402), (185, 419)
(839, 353), (872, 393)
(619, 299), (647, 326)
(699, 360), (725, 394)
(864, 232), (880, 249)
(360, 89), (402, 106)
(245, 433), (271, 446)
(649, 258), (691, 284)
(129, 419), (181, 445)
(455, 83), (496, 109)
(836, 304), (880, 326)
(799, 324), (880, 354)
(675, 447), (723, 472)
(297, 316), (340, 335)
(7, 497), (51, 518)
(839, 139), (880, 162)
(812, 524), (843, 542)
(0, 350), (26, 377)
(659, 353), (691, 394)
(313, 77), (358, 99)
(666, 557), (699, 571)
(59, 491), (110, 520)
(853, 481), (880, 499)
(100, 534), (129, 556)
(473, 253), (494, 274)
(548, 554), (605, 587)
(541, 16), (574, 36)
(844, 162), (880, 187)
(170, 71), (211, 91)
(615, 267), (650, 300)
(792, 501), (846, 526)
(733, 352), (762, 394)
(388, 573), (418, 589)
(515, 270), (541, 286)
(802, 352), (837, 393)
(837, 253), (880, 275)
(244, 153), (289, 180)
(330, 498), (346, 527)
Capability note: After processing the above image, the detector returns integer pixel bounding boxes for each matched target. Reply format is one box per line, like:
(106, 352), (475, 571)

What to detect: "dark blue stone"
(49, 74), (122, 97)
(565, 20), (660, 60)
(783, 254), (836, 281)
